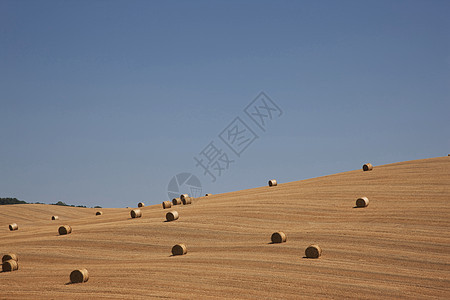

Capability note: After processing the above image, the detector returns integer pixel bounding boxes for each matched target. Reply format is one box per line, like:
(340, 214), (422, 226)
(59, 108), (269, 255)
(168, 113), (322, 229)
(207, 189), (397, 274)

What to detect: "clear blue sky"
(1, 0), (449, 207)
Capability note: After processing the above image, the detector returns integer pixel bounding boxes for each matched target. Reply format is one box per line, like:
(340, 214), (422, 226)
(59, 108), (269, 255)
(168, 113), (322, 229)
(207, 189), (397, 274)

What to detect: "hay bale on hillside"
(271, 231), (287, 243)
(356, 197), (369, 208)
(96, 211), (103, 216)
(305, 244), (322, 258)
(172, 198), (182, 205)
(2, 260), (19, 272)
(70, 269), (89, 283)
(362, 163), (373, 171)
(171, 244), (187, 256)
(162, 201), (172, 209)
(182, 197), (192, 205)
(180, 194), (189, 201)
(205, 193), (212, 196)
(138, 202), (145, 208)
(268, 179), (277, 187)
(166, 211), (179, 222)
(59, 225), (72, 235)
(52, 216), (59, 220)
(130, 209), (142, 218)
(9, 223), (18, 231)
(2, 254), (18, 263)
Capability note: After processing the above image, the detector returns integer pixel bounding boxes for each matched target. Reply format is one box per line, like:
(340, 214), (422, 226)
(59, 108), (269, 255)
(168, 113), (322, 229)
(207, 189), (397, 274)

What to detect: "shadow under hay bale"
(130, 209), (142, 218)
(59, 225), (72, 235)
(271, 232), (287, 243)
(305, 244), (322, 259)
(9, 223), (18, 231)
(70, 269), (89, 283)
(2, 254), (18, 263)
(138, 202), (145, 208)
(2, 260), (19, 272)
(52, 216), (59, 220)
(96, 211), (103, 216)
(268, 179), (277, 187)
(355, 197), (369, 208)
(162, 201), (172, 209)
(172, 198), (182, 205)
(166, 211), (179, 222)
(182, 197), (192, 205)
(172, 244), (187, 256)
(362, 163), (373, 171)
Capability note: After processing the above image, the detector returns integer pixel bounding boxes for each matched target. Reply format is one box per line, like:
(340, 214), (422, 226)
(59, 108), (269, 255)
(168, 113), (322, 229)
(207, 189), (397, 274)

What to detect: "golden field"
(1, 156), (449, 299)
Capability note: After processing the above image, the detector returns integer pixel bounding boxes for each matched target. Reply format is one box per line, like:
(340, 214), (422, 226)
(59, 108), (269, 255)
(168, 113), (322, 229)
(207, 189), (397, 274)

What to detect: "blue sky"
(1, 0), (449, 208)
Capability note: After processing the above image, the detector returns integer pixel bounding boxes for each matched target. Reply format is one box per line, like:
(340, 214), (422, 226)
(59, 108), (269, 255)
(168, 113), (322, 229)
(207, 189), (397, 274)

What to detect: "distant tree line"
(51, 201), (87, 208)
(0, 198), (27, 205)
(0, 197), (101, 208)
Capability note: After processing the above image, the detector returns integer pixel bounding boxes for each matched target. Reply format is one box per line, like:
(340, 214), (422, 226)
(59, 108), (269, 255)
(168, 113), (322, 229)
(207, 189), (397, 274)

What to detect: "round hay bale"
(2, 253), (18, 263)
(2, 260), (19, 272)
(271, 231), (287, 243)
(166, 211), (179, 222)
(172, 198), (182, 206)
(268, 179), (277, 187)
(138, 202), (145, 208)
(96, 211), (103, 216)
(205, 193), (212, 196)
(9, 223), (18, 231)
(362, 163), (373, 171)
(182, 197), (192, 205)
(171, 244), (187, 256)
(305, 244), (322, 259)
(180, 194), (189, 201)
(162, 201), (172, 209)
(59, 225), (72, 235)
(356, 197), (369, 207)
(52, 216), (59, 220)
(70, 268), (89, 283)
(130, 209), (142, 218)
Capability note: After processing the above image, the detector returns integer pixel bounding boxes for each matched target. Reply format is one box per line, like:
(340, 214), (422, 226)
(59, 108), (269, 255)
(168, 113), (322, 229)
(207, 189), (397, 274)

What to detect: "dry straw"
(2, 260), (19, 272)
(130, 209), (142, 218)
(172, 244), (187, 256)
(356, 197), (369, 208)
(182, 197), (192, 205)
(138, 202), (145, 208)
(52, 216), (59, 220)
(9, 223), (18, 231)
(268, 179), (278, 187)
(271, 232), (287, 243)
(180, 194), (189, 201)
(305, 244), (322, 258)
(2, 254), (18, 263)
(96, 211), (103, 216)
(59, 225), (72, 235)
(162, 201), (172, 209)
(166, 211), (179, 222)
(362, 163), (373, 171)
(172, 198), (182, 205)
(70, 269), (89, 283)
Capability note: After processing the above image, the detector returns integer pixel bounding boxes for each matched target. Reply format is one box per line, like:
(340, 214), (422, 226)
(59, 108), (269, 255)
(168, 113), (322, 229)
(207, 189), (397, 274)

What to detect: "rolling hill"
(1, 156), (449, 299)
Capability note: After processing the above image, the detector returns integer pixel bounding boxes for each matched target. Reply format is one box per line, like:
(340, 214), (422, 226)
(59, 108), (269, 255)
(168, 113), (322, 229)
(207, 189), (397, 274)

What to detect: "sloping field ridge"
(1, 156), (449, 299)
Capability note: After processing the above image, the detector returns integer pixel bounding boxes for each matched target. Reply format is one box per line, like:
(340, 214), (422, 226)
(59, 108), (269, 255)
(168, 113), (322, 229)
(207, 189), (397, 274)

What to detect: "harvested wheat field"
(1, 156), (449, 299)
